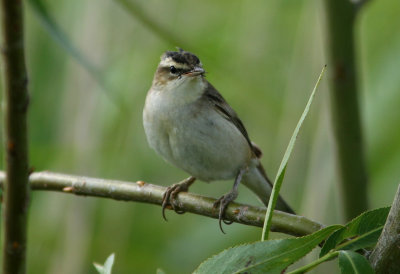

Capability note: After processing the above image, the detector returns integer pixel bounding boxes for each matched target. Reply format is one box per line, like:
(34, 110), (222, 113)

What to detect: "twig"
(27, 0), (128, 112)
(0, 0), (31, 273)
(369, 184), (400, 273)
(323, 0), (369, 220)
(0, 171), (324, 237)
(115, 0), (189, 49)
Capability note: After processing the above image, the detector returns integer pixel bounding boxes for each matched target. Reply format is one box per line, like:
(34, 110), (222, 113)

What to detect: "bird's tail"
(242, 162), (295, 214)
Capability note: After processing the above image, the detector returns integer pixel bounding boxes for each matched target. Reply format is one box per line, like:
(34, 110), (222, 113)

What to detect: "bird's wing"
(202, 82), (262, 158)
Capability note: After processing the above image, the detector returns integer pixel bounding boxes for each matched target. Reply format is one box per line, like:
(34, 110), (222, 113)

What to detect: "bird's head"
(153, 49), (205, 88)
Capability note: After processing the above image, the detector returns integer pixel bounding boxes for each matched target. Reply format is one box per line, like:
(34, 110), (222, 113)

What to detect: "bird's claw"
(162, 184), (187, 220)
(213, 192), (237, 234)
(162, 177), (196, 220)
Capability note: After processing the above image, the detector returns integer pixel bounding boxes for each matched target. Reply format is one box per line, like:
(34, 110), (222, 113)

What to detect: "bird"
(143, 49), (294, 232)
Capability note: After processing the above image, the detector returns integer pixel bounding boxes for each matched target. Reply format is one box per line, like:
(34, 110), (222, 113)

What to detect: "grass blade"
(262, 65), (326, 241)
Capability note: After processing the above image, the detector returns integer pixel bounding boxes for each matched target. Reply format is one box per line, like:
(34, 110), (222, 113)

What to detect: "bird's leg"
(213, 168), (246, 233)
(162, 176), (196, 220)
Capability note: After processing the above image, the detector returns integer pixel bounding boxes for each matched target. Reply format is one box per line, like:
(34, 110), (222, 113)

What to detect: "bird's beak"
(184, 67), (205, 77)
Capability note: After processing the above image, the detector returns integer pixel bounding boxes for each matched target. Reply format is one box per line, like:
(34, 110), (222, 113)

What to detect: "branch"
(323, 0), (369, 220)
(0, 171), (323, 237)
(1, 0), (30, 273)
(369, 184), (400, 273)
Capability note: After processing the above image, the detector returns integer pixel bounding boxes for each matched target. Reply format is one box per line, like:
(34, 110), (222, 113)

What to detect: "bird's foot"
(162, 176), (196, 221)
(213, 168), (245, 233)
(213, 190), (238, 234)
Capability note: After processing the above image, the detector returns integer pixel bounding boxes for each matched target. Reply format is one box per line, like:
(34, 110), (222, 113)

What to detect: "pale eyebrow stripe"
(159, 58), (190, 70)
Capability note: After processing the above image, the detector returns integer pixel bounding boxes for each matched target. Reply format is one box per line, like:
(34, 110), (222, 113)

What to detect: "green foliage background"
(0, 0), (399, 273)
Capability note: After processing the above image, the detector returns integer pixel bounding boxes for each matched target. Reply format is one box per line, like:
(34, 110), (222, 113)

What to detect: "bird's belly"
(156, 106), (252, 181)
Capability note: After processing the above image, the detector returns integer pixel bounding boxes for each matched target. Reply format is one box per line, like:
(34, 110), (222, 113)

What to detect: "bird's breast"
(143, 82), (252, 182)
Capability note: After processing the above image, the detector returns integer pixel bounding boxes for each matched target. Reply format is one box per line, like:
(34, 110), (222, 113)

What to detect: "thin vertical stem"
(323, 0), (369, 220)
(1, 0), (30, 273)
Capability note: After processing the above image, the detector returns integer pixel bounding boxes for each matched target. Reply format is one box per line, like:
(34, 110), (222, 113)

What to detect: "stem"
(115, 0), (189, 49)
(0, 171), (324, 237)
(323, 0), (369, 220)
(0, 0), (30, 272)
(369, 184), (400, 273)
(288, 251), (339, 274)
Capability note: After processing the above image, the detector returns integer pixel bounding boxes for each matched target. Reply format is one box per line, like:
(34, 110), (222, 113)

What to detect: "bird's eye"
(170, 66), (178, 74)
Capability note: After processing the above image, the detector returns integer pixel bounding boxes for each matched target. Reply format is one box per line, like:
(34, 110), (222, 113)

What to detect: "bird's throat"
(163, 77), (206, 106)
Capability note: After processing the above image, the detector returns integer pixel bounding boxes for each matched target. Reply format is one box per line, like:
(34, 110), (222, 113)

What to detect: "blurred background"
(0, 0), (399, 273)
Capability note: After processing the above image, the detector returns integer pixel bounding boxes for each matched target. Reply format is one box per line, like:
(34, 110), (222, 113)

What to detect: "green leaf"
(338, 251), (374, 274)
(262, 66), (326, 240)
(287, 251), (339, 274)
(320, 207), (390, 257)
(93, 253), (115, 274)
(194, 225), (341, 274)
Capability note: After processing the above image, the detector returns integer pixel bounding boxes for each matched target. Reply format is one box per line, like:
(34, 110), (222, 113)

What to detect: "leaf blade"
(262, 65), (326, 240)
(338, 251), (374, 274)
(320, 207), (390, 257)
(194, 225), (341, 274)
(93, 253), (115, 274)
